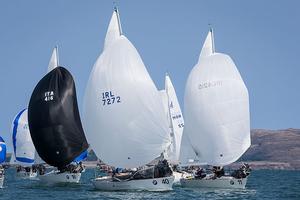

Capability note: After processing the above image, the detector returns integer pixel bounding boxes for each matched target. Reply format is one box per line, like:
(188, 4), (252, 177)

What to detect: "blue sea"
(0, 169), (299, 199)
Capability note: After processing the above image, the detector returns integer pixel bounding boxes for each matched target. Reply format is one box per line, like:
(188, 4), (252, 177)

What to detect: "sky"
(0, 0), (300, 151)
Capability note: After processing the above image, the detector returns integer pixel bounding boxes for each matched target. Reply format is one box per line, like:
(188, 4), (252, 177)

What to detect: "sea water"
(0, 169), (299, 199)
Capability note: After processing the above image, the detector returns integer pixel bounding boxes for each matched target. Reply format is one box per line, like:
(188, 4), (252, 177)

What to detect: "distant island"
(6, 129), (300, 170)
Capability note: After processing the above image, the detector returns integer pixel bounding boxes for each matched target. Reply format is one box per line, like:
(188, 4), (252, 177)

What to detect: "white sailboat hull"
(92, 176), (174, 191)
(173, 171), (191, 184)
(0, 176), (4, 188)
(16, 171), (38, 179)
(38, 170), (81, 184)
(180, 176), (248, 189)
(173, 172), (182, 184)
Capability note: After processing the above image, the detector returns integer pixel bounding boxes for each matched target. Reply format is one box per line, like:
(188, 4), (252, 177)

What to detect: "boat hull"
(38, 170), (81, 184)
(180, 176), (248, 189)
(92, 176), (174, 191)
(173, 171), (191, 185)
(16, 171), (38, 179)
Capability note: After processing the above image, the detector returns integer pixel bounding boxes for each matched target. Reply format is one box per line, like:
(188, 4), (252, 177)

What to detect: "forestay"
(12, 109), (35, 166)
(83, 9), (170, 168)
(180, 30), (250, 166)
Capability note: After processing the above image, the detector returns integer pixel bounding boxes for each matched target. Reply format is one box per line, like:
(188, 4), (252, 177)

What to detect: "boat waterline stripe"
(12, 108), (27, 159)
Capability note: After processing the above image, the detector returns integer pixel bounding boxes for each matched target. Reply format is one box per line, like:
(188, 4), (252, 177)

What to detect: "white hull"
(0, 176), (4, 188)
(92, 176), (174, 191)
(180, 176), (248, 189)
(16, 171), (38, 179)
(38, 170), (81, 184)
(173, 171), (191, 184)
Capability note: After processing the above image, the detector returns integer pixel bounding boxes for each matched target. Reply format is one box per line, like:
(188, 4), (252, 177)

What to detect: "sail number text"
(198, 81), (222, 90)
(172, 114), (184, 128)
(102, 91), (121, 106)
(44, 91), (54, 101)
(162, 179), (169, 184)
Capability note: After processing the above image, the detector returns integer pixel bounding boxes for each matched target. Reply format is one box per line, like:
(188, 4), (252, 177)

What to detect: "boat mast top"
(208, 24), (215, 53)
(55, 45), (59, 67)
(114, 5), (123, 36)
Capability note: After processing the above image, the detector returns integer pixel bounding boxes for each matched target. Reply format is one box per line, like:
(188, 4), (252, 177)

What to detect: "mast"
(114, 6), (123, 36)
(209, 26), (215, 53)
(55, 45), (59, 67)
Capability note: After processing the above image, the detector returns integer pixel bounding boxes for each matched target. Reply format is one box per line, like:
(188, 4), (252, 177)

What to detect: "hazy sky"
(1, 0), (299, 151)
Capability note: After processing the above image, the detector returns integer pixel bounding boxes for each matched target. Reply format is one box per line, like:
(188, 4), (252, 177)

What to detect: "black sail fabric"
(28, 67), (88, 169)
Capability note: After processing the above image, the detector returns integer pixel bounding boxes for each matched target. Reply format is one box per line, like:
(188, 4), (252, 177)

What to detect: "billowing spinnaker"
(12, 109), (35, 166)
(83, 36), (170, 168)
(83, 10), (170, 168)
(28, 67), (88, 169)
(184, 52), (250, 166)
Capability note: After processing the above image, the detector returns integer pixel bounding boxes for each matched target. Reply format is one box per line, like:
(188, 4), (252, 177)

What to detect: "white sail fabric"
(181, 30), (250, 166)
(12, 109), (35, 166)
(163, 75), (184, 163)
(198, 29), (214, 59)
(104, 8), (122, 50)
(47, 47), (58, 72)
(159, 89), (174, 161)
(179, 132), (206, 166)
(159, 90), (169, 117)
(34, 151), (45, 164)
(83, 10), (170, 168)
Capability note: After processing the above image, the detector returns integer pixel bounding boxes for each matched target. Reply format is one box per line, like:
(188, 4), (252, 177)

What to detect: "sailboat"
(179, 29), (251, 189)
(159, 74), (186, 183)
(83, 8), (174, 191)
(0, 136), (6, 188)
(28, 47), (88, 184)
(11, 108), (38, 179)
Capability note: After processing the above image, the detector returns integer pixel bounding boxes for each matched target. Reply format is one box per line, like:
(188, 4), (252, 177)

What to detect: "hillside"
(239, 128), (300, 169)
(6, 129), (300, 170)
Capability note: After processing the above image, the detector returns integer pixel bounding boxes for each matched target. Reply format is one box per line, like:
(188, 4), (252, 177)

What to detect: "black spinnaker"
(28, 67), (88, 170)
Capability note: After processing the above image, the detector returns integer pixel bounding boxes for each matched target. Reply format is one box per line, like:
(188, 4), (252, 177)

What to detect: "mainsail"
(28, 48), (88, 169)
(12, 109), (35, 166)
(47, 47), (59, 72)
(73, 150), (88, 163)
(0, 136), (6, 164)
(160, 74), (184, 163)
(83, 8), (170, 168)
(180, 29), (250, 166)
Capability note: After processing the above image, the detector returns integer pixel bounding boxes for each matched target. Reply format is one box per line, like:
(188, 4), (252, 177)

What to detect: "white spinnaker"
(47, 47), (59, 72)
(164, 75), (184, 162)
(83, 10), (170, 168)
(181, 30), (250, 166)
(12, 109), (35, 166)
